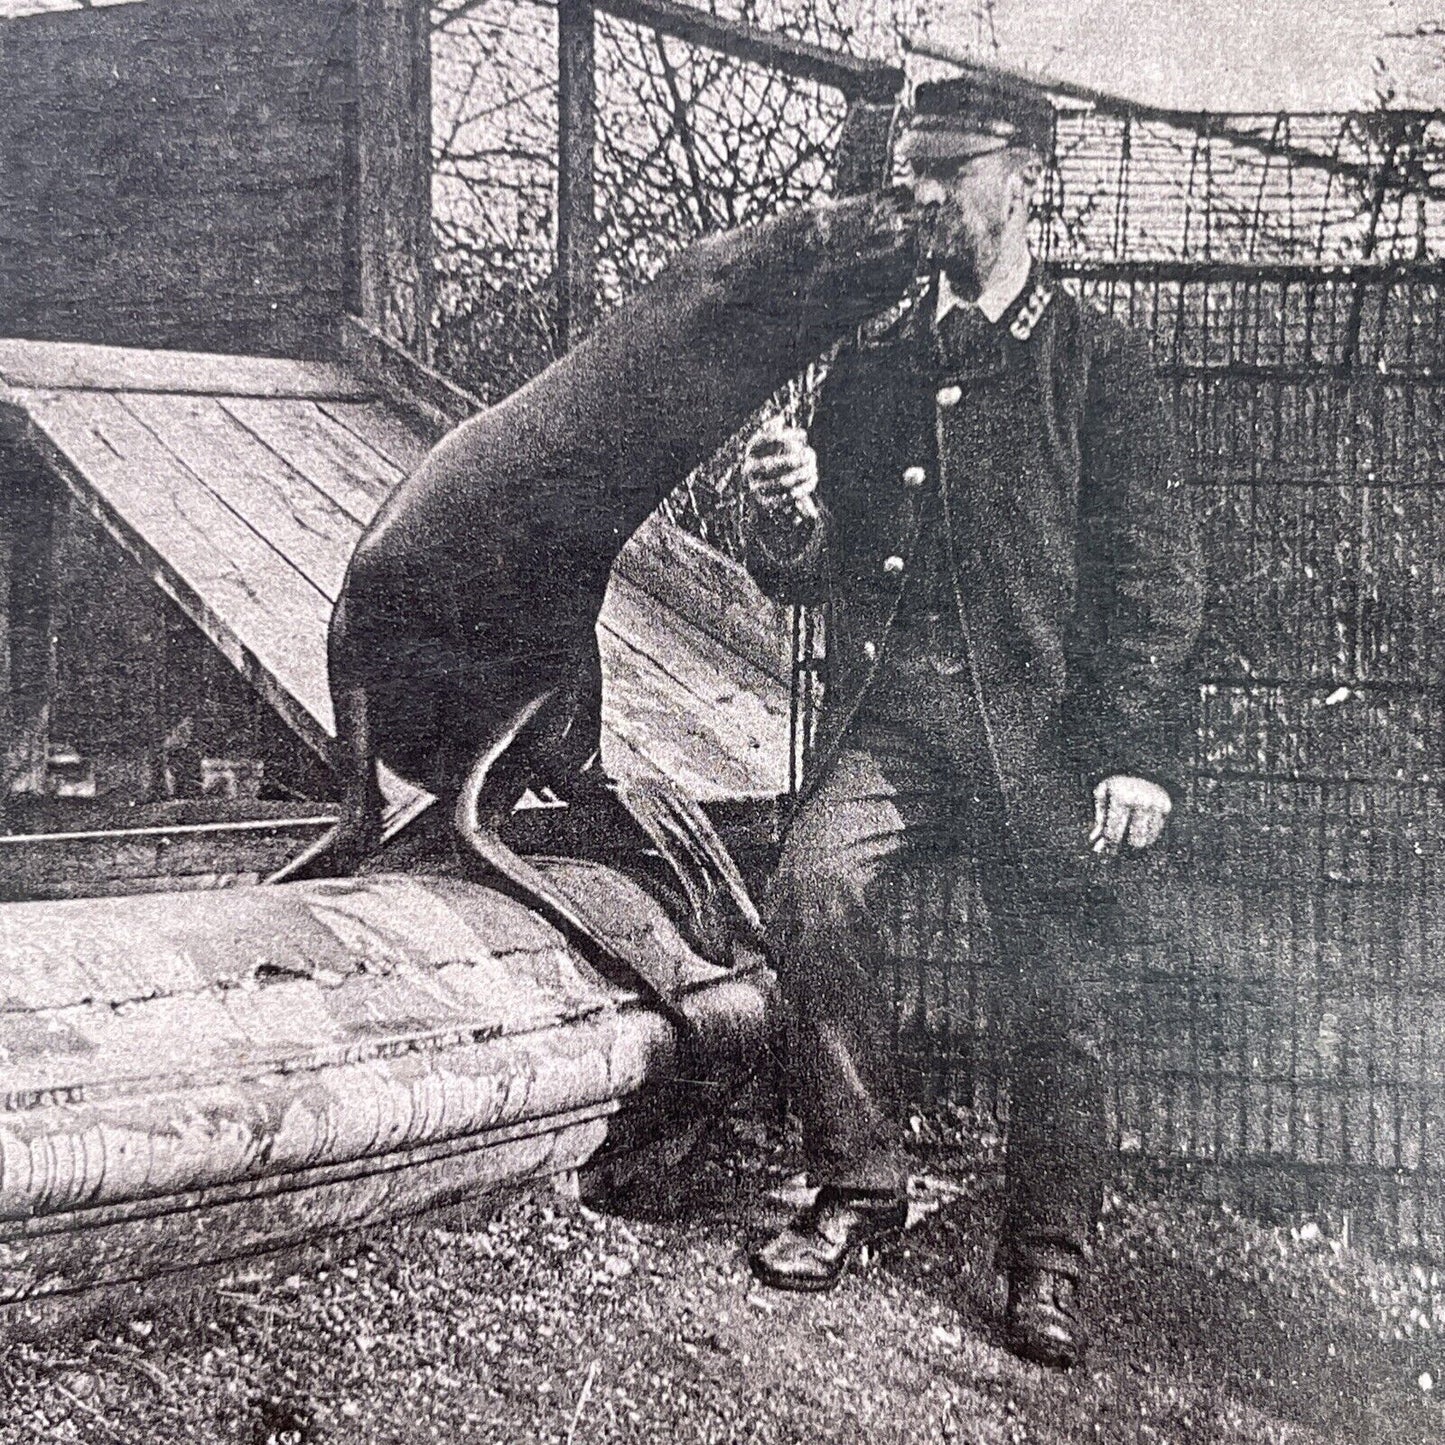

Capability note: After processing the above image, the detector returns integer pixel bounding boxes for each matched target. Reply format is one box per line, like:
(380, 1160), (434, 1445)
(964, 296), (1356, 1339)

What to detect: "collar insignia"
(1008, 280), (1054, 343)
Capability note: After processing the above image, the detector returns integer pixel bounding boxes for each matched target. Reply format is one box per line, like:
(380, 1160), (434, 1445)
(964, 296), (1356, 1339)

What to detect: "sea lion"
(276, 190), (923, 1012)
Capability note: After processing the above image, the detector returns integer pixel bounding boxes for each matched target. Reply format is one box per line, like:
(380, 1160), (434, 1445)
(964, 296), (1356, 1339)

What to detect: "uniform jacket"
(745, 269), (1205, 792)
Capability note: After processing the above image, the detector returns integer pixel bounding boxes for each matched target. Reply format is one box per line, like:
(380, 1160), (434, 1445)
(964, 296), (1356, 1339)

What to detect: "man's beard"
(940, 214), (1007, 299)
(940, 254), (982, 298)
(914, 204), (980, 294)
(930, 215), (988, 297)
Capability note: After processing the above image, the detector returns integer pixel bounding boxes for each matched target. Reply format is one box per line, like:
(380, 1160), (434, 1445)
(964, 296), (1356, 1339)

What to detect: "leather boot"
(1004, 1265), (1087, 1369)
(749, 1186), (908, 1292)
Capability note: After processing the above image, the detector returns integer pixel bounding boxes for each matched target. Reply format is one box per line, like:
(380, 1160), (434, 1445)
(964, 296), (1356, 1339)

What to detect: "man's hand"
(743, 422), (820, 523)
(1090, 775), (1172, 856)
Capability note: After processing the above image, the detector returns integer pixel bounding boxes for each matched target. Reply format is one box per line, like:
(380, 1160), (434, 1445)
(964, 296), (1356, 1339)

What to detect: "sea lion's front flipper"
(267, 686), (384, 884)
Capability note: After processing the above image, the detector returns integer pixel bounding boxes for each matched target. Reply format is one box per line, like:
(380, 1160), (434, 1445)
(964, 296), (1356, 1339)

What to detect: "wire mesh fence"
(429, 0), (912, 541)
(427, 11), (1445, 1247)
(591, 8), (848, 299)
(430, 0), (563, 404)
(762, 109), (1445, 1252)
(1044, 110), (1445, 263)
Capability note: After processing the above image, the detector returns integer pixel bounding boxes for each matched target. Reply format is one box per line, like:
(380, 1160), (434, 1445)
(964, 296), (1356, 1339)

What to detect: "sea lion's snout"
(807, 189), (928, 314)
(909, 197), (946, 273)
(814, 187), (919, 261)
(710, 193), (919, 324)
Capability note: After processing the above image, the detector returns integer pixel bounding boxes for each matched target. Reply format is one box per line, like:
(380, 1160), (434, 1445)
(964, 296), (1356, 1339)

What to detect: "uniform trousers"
(768, 644), (1114, 1274)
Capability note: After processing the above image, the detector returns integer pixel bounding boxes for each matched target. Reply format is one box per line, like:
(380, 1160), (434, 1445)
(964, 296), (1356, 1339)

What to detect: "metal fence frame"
(551, 0), (903, 348)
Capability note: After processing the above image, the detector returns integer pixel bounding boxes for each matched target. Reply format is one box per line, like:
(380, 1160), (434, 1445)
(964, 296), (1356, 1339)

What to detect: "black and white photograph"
(0, 0), (1440, 1439)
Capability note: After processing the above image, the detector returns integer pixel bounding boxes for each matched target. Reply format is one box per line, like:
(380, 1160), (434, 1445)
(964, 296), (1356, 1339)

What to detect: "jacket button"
(936, 384), (962, 408)
(902, 465), (926, 489)
(862, 641), (878, 661)
(883, 555), (904, 576)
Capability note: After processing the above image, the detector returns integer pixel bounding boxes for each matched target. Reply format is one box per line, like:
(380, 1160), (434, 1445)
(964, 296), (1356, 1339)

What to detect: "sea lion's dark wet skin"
(275, 190), (924, 1000)
(335, 189), (922, 790)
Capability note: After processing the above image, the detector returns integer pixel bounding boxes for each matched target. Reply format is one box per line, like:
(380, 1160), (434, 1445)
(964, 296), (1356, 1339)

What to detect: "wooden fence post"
(834, 97), (901, 196)
(557, 0), (598, 352)
(356, 0), (434, 359)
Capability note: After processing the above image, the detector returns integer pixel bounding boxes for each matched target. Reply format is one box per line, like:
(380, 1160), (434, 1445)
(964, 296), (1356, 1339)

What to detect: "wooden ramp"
(0, 341), (782, 1302)
(0, 338), (791, 814)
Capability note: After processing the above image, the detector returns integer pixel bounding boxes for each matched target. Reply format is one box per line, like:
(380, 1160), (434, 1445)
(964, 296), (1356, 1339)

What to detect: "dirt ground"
(0, 1108), (1440, 1445)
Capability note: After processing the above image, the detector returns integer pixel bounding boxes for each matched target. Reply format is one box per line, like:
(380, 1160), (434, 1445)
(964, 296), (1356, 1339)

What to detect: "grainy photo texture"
(0, 1), (1441, 1441)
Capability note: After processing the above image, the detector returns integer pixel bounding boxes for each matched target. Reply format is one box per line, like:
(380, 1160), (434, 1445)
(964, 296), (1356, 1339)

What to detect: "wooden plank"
(340, 314), (478, 433)
(0, 816), (333, 902)
(220, 397), (399, 526)
(7, 390), (336, 749)
(614, 511), (793, 684)
(0, 796), (338, 836)
(9, 873), (268, 903)
(4, 381), (780, 827)
(0, 338), (373, 400)
(598, 575), (789, 801)
(318, 397), (434, 475)
(599, 638), (783, 801)
(356, 0), (434, 356)
(598, 717), (669, 785)
(603, 572), (788, 733)
(558, 0), (598, 350)
(116, 393), (363, 602)
(4, 396), (429, 829)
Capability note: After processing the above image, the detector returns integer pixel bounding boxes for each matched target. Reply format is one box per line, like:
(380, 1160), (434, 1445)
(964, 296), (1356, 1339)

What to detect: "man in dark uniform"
(741, 75), (1203, 1369)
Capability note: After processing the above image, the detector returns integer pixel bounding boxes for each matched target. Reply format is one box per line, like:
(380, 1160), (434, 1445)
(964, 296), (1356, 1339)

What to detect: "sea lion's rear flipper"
(611, 772), (763, 962)
(454, 690), (699, 1035)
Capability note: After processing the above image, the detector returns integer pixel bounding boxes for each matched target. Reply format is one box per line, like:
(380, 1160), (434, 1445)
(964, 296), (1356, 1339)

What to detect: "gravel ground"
(0, 1107), (1440, 1445)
